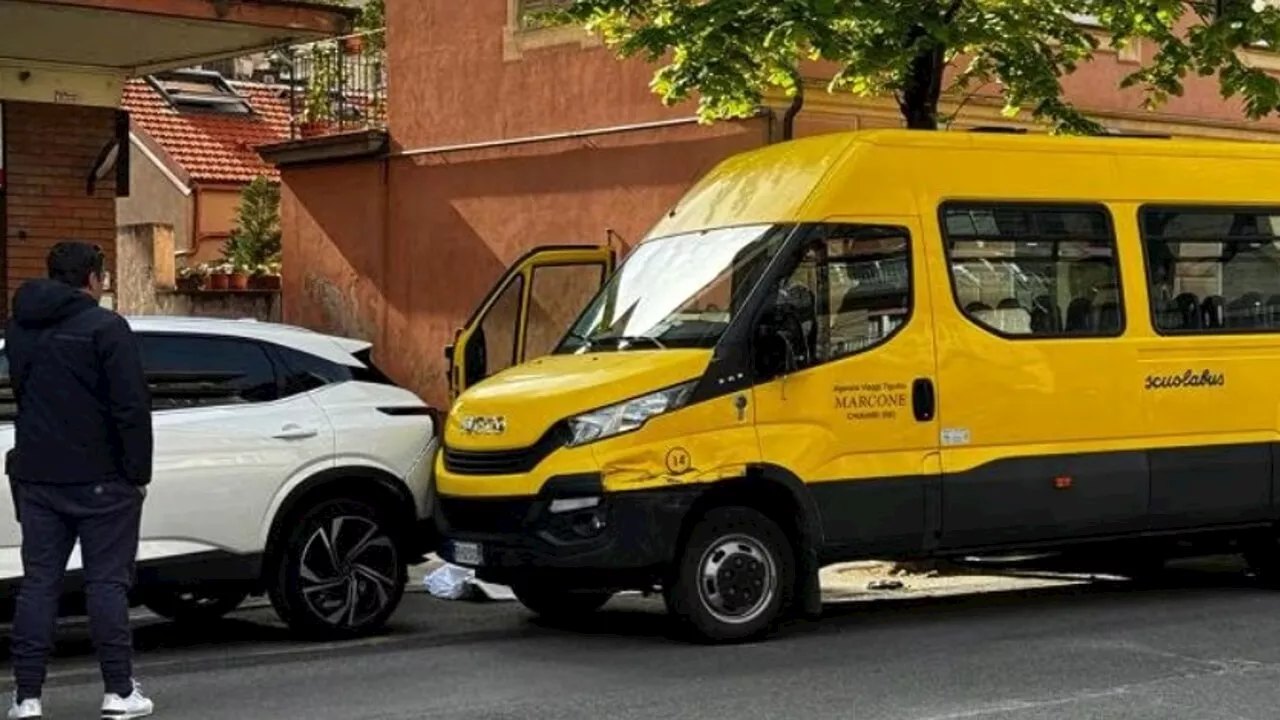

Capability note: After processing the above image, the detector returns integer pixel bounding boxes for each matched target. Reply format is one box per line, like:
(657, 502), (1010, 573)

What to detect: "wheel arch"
(681, 464), (824, 542)
(261, 464), (419, 579)
(675, 464), (825, 616)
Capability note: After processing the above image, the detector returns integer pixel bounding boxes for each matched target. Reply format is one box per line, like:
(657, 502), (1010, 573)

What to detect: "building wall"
(117, 222), (279, 321)
(116, 142), (192, 255)
(2, 101), (117, 310)
(193, 184), (243, 264)
(116, 175), (262, 268)
(388, 0), (699, 150)
(282, 158), (386, 347)
(1057, 32), (1280, 135)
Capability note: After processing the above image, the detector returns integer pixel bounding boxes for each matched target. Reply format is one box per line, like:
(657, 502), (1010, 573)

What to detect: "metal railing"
(273, 29), (387, 139)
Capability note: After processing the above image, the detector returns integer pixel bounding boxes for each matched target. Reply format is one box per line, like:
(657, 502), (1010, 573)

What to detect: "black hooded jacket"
(5, 279), (152, 487)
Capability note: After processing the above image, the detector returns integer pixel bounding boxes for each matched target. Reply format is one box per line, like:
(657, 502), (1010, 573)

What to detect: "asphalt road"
(6, 568), (1280, 719)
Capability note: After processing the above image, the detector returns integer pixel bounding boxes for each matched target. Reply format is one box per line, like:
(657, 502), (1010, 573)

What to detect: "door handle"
(911, 378), (935, 423)
(273, 424), (318, 440)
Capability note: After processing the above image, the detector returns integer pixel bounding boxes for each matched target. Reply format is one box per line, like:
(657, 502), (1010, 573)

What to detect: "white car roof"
(123, 316), (371, 368)
(0, 317), (371, 368)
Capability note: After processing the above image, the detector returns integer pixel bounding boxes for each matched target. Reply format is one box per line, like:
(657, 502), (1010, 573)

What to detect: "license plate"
(452, 541), (483, 567)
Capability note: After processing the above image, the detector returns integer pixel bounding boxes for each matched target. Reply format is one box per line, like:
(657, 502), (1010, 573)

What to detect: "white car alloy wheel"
(298, 514), (400, 628)
(270, 498), (408, 638)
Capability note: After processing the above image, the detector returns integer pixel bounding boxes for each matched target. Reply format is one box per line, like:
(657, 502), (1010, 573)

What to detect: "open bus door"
(445, 245), (616, 400)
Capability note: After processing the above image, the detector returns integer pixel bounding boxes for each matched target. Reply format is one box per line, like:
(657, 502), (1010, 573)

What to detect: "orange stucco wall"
(1053, 30), (1280, 132)
(388, 0), (701, 150)
(192, 184), (244, 264)
(277, 0), (1280, 407)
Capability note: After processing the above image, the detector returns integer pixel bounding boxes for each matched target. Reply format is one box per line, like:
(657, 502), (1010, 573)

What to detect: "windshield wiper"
(563, 332), (595, 350)
(593, 335), (667, 350)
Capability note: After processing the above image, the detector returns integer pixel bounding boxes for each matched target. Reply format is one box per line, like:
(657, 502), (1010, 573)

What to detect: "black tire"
(512, 583), (612, 621)
(267, 498), (407, 639)
(1245, 534), (1280, 584)
(142, 586), (249, 623)
(665, 506), (793, 644)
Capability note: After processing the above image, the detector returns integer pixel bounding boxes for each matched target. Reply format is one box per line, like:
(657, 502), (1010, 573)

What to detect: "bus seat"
(1095, 301), (1122, 332)
(1201, 295), (1226, 329)
(1173, 293), (1201, 330)
(1065, 298), (1094, 333)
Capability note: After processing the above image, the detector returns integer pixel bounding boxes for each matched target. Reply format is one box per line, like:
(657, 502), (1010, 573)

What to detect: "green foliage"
(310, 0), (385, 51)
(223, 176), (282, 272)
(356, 0), (385, 35)
(542, 0), (1280, 133)
(302, 45), (338, 123)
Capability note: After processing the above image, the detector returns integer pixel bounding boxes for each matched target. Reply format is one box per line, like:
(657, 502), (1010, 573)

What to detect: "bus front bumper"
(434, 476), (698, 588)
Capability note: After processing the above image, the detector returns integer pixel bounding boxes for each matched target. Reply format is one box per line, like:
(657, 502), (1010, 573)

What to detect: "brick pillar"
(2, 102), (117, 311)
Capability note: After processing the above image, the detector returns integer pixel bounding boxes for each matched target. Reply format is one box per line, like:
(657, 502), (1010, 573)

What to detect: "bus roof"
(646, 129), (1280, 240)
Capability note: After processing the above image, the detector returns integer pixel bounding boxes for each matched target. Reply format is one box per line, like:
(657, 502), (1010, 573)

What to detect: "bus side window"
(773, 226), (912, 369)
(941, 203), (1122, 338)
(1141, 206), (1280, 334)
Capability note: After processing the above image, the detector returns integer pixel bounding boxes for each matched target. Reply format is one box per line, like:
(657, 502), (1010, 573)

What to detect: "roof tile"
(122, 78), (292, 184)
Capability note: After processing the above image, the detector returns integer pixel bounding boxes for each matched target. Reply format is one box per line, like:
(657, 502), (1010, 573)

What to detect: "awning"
(0, 0), (355, 106)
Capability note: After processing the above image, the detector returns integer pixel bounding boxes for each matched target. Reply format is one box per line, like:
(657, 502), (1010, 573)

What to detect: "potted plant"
(298, 48), (337, 138)
(176, 264), (207, 292)
(341, 34), (364, 55)
(224, 176), (283, 289)
(251, 261), (282, 290)
(207, 262), (233, 290)
(227, 262), (250, 291)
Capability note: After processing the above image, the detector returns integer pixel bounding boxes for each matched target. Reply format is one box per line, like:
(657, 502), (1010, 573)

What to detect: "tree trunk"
(782, 66), (805, 141)
(898, 0), (962, 131)
(897, 41), (946, 130)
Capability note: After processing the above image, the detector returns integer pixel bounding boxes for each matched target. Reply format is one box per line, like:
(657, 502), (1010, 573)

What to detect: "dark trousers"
(10, 480), (143, 700)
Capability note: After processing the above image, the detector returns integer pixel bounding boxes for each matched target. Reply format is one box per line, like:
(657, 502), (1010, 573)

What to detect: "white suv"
(0, 316), (438, 638)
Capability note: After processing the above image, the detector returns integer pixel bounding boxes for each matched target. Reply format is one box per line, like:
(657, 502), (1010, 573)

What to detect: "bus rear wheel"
(666, 506), (793, 643)
(1244, 533), (1280, 584)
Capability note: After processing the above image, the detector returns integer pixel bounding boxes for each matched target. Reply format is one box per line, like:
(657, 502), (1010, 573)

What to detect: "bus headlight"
(565, 381), (697, 447)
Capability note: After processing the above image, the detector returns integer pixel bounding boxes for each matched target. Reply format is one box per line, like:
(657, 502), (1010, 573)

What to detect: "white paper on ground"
(470, 577), (516, 601)
(424, 562), (515, 601)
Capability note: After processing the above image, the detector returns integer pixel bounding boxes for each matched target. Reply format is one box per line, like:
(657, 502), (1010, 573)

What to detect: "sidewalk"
(171, 553), (1248, 618)
(407, 556), (1089, 601)
(816, 560), (1081, 601)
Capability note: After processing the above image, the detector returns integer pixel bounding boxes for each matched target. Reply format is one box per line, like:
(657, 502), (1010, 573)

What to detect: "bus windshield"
(556, 224), (793, 352)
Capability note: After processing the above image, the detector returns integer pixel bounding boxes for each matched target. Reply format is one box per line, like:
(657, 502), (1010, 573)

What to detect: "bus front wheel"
(665, 506), (793, 643)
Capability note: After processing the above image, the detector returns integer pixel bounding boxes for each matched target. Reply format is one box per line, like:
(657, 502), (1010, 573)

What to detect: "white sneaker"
(101, 680), (153, 719)
(6, 696), (41, 720)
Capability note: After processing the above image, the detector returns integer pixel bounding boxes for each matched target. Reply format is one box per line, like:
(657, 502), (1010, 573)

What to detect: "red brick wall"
(2, 101), (117, 310)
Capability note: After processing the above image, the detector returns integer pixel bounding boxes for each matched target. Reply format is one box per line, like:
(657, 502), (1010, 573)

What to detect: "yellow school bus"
(434, 128), (1280, 642)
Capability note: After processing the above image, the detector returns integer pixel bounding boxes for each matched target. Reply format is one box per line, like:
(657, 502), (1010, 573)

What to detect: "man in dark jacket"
(5, 242), (155, 720)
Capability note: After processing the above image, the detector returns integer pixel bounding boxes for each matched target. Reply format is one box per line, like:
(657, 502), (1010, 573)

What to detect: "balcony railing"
(273, 29), (387, 139)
